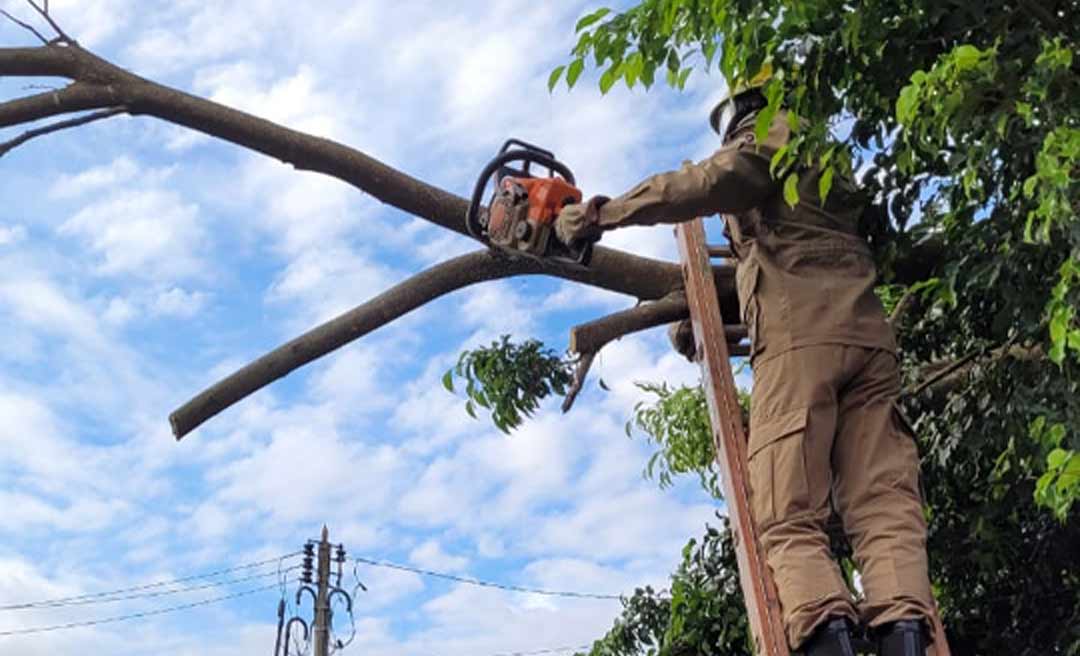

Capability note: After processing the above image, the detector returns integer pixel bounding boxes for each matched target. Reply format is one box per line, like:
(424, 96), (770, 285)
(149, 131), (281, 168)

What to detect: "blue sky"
(0, 1), (742, 654)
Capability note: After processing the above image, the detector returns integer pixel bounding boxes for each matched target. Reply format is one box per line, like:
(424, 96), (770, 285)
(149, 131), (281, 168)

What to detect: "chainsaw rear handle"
(466, 147), (576, 240)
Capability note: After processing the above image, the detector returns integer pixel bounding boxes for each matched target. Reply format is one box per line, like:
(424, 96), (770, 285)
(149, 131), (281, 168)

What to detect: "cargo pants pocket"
(747, 407), (810, 530)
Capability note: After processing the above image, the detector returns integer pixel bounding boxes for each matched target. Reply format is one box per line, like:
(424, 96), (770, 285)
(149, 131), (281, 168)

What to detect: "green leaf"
(818, 165), (835, 204)
(769, 144), (789, 176)
(896, 85), (918, 125)
(566, 58), (585, 87)
(1048, 448), (1069, 470)
(953, 44), (983, 70)
(599, 65), (618, 94)
(465, 400), (476, 419)
(783, 172), (800, 207)
(547, 65), (565, 92)
(441, 369), (454, 392)
(575, 7), (610, 32)
(677, 67), (692, 89)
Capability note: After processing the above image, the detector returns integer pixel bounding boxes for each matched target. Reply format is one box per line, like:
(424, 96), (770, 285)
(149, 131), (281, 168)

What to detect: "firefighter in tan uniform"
(555, 72), (938, 656)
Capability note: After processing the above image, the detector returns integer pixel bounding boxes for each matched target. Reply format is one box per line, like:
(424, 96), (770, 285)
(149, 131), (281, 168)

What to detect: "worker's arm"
(556, 113), (788, 244)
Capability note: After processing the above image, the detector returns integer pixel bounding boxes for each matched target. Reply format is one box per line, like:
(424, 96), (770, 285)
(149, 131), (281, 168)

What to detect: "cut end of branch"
(561, 351), (597, 413)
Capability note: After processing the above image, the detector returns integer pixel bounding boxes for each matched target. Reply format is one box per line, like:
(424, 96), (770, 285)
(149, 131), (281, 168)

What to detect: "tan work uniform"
(588, 111), (936, 649)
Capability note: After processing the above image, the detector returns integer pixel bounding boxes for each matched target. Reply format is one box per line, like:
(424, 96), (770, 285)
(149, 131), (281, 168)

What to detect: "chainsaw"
(466, 139), (594, 267)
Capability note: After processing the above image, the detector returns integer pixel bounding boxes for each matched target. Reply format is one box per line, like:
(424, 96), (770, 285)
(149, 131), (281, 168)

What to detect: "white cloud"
(0, 223), (27, 245)
(150, 285), (208, 318)
(265, 244), (396, 327)
(48, 157), (140, 200)
(409, 540), (469, 573)
(58, 187), (207, 281)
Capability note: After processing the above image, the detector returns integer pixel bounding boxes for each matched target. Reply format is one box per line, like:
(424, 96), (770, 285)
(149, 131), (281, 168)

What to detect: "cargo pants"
(748, 344), (936, 650)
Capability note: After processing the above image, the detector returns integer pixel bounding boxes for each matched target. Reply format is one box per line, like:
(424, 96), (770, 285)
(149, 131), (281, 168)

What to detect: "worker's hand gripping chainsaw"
(466, 139), (594, 267)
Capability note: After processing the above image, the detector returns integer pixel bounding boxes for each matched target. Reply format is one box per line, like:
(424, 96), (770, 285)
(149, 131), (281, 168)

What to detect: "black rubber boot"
(800, 618), (856, 656)
(876, 620), (927, 656)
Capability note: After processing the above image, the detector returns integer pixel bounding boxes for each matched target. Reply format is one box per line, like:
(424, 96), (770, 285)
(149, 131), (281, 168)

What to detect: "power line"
(350, 556), (621, 600)
(486, 645), (591, 656)
(0, 552), (300, 612)
(2, 566), (300, 611)
(0, 581), (286, 637)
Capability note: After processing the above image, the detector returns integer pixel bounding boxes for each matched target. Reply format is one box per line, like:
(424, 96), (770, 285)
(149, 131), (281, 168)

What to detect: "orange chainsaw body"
(486, 176), (582, 258)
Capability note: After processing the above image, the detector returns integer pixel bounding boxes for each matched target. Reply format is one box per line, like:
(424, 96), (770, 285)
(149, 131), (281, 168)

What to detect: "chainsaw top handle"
(466, 141), (576, 241)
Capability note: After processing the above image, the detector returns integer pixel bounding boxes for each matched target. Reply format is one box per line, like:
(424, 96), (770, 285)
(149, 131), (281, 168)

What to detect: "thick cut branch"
(560, 292), (749, 412)
(0, 41), (945, 436)
(0, 43), (689, 301)
(569, 294), (747, 355)
(0, 82), (116, 127)
(0, 106), (124, 156)
(170, 250), (542, 439)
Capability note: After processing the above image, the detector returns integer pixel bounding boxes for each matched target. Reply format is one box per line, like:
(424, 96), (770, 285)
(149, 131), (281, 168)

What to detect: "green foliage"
(627, 382), (720, 498)
(557, 0), (1080, 521)
(578, 520), (751, 656)
(874, 283), (907, 317)
(1030, 417), (1080, 521)
(443, 336), (572, 434)
(542, 4), (1080, 652)
(626, 381), (752, 500)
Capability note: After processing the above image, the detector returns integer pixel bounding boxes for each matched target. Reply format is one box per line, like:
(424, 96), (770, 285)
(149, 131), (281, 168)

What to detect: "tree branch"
(568, 293), (747, 355)
(25, 0), (73, 43)
(559, 292), (749, 412)
(561, 351), (597, 413)
(0, 106), (124, 157)
(169, 250), (545, 440)
(0, 41), (945, 436)
(0, 82), (119, 127)
(1, 9), (48, 44)
(904, 343), (1045, 400)
(888, 286), (917, 331)
(0, 43), (694, 302)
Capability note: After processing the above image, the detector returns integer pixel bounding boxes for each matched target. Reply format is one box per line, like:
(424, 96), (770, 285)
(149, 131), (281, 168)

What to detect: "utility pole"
(313, 525), (332, 656)
(276, 528), (352, 656)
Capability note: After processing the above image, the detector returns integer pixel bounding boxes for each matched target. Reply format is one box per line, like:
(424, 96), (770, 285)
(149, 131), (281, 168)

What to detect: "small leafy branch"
(625, 381), (750, 500)
(443, 336), (573, 434)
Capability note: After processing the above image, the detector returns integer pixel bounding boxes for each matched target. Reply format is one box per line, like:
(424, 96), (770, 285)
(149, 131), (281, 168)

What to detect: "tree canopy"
(535, 1), (1080, 654)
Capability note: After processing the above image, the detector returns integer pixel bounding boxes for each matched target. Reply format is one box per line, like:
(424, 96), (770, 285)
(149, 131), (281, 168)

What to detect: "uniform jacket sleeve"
(596, 112), (790, 230)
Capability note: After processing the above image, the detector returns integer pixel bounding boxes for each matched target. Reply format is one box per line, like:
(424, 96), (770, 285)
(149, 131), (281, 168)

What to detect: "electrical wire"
(350, 556), (620, 600)
(486, 646), (591, 656)
(2, 566), (300, 611)
(0, 581), (287, 637)
(0, 552), (301, 612)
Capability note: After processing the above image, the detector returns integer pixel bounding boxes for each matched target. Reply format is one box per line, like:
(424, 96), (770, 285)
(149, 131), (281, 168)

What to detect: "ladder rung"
(725, 324), (748, 342)
(706, 244), (733, 259)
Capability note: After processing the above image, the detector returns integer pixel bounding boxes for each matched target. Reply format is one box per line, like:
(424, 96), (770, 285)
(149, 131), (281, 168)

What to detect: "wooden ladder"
(674, 218), (952, 656)
(675, 218), (790, 656)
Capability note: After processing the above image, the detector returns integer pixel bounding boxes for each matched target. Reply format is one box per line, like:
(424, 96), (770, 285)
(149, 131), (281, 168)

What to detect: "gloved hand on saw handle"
(555, 195), (610, 247)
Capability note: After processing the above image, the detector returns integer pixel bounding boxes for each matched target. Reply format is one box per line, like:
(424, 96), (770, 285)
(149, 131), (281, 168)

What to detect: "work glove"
(555, 195), (610, 246)
(667, 318), (697, 363)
